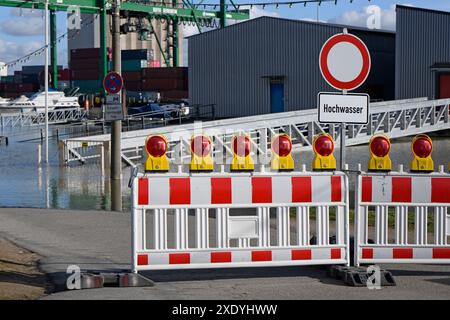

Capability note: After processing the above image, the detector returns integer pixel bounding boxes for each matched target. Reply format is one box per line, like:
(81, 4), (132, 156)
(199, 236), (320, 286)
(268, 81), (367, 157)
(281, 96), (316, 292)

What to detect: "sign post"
(103, 71), (124, 121)
(318, 28), (371, 170)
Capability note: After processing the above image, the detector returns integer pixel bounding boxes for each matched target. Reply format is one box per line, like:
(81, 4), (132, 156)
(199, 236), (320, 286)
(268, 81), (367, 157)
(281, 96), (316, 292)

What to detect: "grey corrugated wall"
(188, 17), (395, 118)
(396, 6), (450, 99)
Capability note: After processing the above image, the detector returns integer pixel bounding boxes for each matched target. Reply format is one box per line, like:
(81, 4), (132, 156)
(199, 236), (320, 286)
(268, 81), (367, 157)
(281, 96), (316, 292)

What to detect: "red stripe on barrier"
(211, 252), (232, 263)
(252, 177), (272, 203)
(138, 178), (149, 205)
(432, 248), (450, 259)
(137, 254), (148, 266)
(292, 177), (312, 202)
(331, 176), (342, 202)
(330, 248), (341, 259)
(291, 249), (311, 260)
(392, 177), (412, 202)
(362, 248), (373, 259)
(252, 250), (272, 262)
(393, 248), (413, 259)
(431, 178), (450, 203)
(170, 178), (191, 205)
(169, 253), (190, 264)
(211, 178), (232, 204)
(361, 177), (372, 202)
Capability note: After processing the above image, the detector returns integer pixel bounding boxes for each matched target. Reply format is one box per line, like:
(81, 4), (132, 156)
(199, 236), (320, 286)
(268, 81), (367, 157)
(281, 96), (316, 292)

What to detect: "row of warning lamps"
(143, 133), (438, 173)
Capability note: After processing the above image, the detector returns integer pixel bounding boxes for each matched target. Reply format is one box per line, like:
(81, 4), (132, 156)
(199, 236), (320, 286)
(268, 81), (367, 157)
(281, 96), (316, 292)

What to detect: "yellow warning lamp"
(190, 134), (214, 171)
(144, 135), (169, 172)
(231, 135), (254, 171)
(312, 134), (336, 170)
(271, 134), (294, 171)
(368, 134), (392, 172)
(410, 134), (434, 172)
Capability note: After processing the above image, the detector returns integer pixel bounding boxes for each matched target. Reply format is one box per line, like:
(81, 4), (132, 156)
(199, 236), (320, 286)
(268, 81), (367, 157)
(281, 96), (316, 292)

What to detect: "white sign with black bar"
(104, 93), (124, 121)
(318, 92), (369, 124)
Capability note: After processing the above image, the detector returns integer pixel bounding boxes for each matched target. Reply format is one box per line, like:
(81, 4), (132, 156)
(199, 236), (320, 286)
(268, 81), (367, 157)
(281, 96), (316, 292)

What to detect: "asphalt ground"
(0, 208), (448, 300)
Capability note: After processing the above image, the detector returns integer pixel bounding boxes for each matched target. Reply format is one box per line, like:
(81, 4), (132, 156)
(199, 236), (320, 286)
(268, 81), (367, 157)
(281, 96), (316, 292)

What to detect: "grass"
(289, 207), (435, 228)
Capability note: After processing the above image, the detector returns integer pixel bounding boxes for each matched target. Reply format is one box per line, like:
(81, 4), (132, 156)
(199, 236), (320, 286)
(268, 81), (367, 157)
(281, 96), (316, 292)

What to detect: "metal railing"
(0, 108), (87, 128)
(60, 97), (450, 166)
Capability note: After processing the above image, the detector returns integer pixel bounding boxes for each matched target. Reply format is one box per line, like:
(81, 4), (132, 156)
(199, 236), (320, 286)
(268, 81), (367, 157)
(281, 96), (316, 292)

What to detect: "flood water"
(0, 123), (449, 211)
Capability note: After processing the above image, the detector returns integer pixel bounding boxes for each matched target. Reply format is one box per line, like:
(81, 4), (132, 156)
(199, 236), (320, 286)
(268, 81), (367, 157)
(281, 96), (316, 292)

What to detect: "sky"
(0, 0), (448, 73)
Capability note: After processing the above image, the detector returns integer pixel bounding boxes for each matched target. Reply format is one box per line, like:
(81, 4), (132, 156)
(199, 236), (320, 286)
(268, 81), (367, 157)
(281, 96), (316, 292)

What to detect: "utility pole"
(44, 0), (49, 163)
(111, 0), (122, 211)
(50, 9), (58, 90)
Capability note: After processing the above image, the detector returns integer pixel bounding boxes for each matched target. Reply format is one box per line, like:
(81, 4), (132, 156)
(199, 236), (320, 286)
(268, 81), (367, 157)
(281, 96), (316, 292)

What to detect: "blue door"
(270, 83), (284, 113)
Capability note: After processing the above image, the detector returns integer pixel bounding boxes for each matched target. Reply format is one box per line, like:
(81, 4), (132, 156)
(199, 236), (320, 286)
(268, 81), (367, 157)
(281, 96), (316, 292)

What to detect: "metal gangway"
(60, 97), (450, 166)
(0, 108), (87, 128)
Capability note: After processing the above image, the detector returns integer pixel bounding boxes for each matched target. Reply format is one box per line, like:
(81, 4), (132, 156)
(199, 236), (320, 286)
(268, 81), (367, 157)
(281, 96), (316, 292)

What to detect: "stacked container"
(70, 48), (105, 93)
(121, 49), (152, 92)
(141, 67), (188, 101)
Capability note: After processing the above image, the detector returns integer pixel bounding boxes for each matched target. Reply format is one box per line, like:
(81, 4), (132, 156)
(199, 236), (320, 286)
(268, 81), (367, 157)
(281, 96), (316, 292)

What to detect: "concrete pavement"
(0, 208), (449, 300)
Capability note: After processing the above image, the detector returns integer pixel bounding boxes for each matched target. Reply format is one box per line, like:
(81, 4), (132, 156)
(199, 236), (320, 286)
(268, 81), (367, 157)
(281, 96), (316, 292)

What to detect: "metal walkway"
(0, 108), (87, 128)
(60, 97), (450, 166)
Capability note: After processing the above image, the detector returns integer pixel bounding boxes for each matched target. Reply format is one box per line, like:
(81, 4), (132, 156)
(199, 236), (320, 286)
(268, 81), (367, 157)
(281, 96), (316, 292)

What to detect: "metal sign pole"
(111, 0), (122, 212)
(44, 0), (49, 163)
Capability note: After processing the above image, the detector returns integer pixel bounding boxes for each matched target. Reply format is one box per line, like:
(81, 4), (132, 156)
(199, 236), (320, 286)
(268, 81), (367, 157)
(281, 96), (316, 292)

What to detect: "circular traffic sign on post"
(319, 32), (371, 91)
(103, 71), (123, 94)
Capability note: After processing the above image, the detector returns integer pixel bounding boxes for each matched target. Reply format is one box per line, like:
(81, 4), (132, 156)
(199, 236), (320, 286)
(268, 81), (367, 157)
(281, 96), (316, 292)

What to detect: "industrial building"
(395, 5), (450, 100)
(189, 5), (450, 119)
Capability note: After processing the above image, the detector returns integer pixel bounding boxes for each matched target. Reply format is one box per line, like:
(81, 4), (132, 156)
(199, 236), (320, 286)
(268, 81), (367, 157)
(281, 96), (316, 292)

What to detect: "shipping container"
(122, 59), (148, 71)
(142, 78), (186, 91)
(122, 71), (142, 82)
(70, 58), (102, 70)
(160, 90), (189, 100)
(71, 69), (100, 80)
(122, 49), (151, 61)
(70, 48), (102, 59)
(72, 79), (102, 93)
(124, 81), (142, 91)
(142, 67), (187, 79)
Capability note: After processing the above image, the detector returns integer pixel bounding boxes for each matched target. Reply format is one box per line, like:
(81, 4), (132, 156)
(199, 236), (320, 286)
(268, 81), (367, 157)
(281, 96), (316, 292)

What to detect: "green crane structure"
(0, 0), (249, 88)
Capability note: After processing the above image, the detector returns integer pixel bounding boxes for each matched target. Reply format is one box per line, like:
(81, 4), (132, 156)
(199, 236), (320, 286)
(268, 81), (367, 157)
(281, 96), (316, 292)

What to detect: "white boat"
(0, 96), (11, 106)
(2, 90), (80, 113)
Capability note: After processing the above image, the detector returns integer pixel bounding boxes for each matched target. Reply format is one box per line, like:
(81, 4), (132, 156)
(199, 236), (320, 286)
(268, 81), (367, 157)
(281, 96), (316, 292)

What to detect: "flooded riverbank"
(0, 124), (449, 211)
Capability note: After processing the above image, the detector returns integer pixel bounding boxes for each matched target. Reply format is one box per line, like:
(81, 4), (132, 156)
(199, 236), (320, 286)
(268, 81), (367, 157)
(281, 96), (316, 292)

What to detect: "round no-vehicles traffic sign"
(319, 32), (371, 91)
(103, 72), (123, 94)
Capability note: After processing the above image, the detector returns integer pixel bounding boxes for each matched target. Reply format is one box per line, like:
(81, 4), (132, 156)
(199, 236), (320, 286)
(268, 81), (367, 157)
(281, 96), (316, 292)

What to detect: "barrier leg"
(277, 207), (290, 247)
(296, 206), (310, 246)
(258, 207), (270, 247)
(415, 206), (428, 245)
(395, 206), (408, 244)
(196, 208), (209, 249)
(216, 208), (229, 248)
(175, 208), (189, 249)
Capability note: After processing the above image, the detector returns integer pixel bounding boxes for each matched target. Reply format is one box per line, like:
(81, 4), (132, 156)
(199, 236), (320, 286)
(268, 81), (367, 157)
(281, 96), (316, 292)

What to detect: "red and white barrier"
(355, 172), (450, 266)
(131, 171), (350, 271)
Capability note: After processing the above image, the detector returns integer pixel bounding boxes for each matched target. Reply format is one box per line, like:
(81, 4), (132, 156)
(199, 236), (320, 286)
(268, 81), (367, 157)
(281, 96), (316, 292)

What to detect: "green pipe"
(50, 9), (58, 89)
(219, 0), (226, 28)
(99, 0), (108, 86)
(172, 0), (179, 67)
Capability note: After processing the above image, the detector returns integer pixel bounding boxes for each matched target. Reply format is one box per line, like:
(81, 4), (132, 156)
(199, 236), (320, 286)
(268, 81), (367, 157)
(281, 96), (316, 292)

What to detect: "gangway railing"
(60, 97), (450, 166)
(0, 108), (87, 128)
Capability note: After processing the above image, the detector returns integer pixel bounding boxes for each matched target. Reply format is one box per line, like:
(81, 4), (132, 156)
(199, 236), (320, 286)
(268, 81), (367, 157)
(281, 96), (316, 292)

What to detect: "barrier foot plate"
(78, 272), (154, 289)
(327, 265), (396, 287)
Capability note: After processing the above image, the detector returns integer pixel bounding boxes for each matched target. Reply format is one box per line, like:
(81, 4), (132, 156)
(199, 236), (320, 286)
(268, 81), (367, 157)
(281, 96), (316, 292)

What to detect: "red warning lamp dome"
(190, 135), (212, 157)
(233, 136), (251, 157)
(272, 135), (292, 157)
(146, 135), (167, 157)
(412, 136), (432, 158)
(370, 136), (390, 157)
(314, 135), (334, 156)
